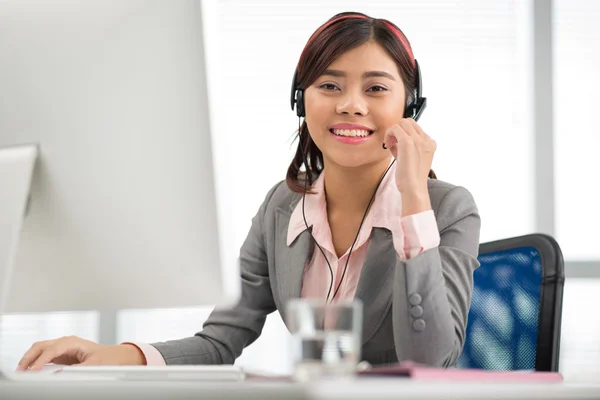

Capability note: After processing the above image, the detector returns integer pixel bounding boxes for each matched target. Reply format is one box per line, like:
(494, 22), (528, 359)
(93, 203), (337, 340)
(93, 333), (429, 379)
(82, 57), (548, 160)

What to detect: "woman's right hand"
(16, 336), (146, 371)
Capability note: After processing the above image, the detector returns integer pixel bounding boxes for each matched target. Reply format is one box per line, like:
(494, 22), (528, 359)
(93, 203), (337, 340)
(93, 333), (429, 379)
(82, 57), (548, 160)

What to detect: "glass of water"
(286, 298), (363, 381)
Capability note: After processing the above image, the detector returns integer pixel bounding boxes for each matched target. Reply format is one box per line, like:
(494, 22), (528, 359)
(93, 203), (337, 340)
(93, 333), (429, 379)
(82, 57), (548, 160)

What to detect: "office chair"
(457, 234), (565, 372)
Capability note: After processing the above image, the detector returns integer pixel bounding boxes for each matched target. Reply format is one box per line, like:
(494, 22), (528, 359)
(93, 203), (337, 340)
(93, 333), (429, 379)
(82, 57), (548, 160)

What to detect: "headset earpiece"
(290, 67), (306, 118)
(404, 59), (427, 121)
(295, 90), (305, 118)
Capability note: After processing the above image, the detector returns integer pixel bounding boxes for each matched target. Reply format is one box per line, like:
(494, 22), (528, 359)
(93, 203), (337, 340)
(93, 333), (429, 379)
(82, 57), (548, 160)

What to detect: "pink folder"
(358, 361), (563, 382)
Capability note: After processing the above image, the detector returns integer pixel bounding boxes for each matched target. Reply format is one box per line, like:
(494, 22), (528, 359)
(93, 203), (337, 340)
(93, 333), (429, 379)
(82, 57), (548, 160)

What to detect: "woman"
(17, 12), (480, 371)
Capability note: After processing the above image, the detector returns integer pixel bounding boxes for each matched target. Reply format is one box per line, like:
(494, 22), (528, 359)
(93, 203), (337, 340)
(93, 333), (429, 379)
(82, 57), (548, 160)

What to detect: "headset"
(289, 15), (427, 303)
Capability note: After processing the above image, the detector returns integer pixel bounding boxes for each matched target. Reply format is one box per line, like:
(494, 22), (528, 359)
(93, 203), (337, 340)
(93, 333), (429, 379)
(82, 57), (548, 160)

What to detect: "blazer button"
(410, 305), (424, 318)
(409, 293), (422, 306)
(413, 319), (426, 332)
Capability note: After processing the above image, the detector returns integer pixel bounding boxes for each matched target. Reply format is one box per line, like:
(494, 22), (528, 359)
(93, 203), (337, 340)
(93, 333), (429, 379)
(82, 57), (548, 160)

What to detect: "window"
(552, 0), (600, 381)
(553, 0), (600, 261)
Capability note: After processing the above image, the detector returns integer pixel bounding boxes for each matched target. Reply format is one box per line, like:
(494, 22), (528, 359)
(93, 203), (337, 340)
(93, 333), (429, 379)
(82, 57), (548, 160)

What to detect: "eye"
(318, 83), (339, 91)
(367, 85), (388, 92)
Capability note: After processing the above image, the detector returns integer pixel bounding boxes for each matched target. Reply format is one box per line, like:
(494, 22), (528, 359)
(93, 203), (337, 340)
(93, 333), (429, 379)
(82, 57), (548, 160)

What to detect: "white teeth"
(332, 129), (371, 137)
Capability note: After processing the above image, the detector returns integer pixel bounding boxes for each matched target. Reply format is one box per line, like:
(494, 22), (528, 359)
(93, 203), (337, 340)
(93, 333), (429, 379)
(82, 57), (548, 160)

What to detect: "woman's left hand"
(383, 118), (436, 216)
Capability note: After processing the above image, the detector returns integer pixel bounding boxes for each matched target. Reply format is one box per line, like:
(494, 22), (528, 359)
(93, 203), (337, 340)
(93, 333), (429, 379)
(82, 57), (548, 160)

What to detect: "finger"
(408, 118), (429, 138)
(382, 137), (397, 150)
(383, 124), (404, 150)
(16, 342), (49, 371)
(407, 119), (436, 152)
(399, 118), (420, 137)
(29, 346), (64, 371)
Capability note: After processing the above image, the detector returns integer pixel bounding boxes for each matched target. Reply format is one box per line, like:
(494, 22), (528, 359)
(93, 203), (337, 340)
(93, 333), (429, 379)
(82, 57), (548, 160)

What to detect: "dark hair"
(286, 12), (437, 194)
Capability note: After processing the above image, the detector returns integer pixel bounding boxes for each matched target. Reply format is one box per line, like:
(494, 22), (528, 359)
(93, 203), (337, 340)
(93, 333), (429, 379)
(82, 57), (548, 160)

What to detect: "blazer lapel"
(354, 228), (396, 344)
(274, 206), (313, 325)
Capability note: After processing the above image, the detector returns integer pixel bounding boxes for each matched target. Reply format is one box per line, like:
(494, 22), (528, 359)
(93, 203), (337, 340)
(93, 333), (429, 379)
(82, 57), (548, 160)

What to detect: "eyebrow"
(321, 69), (396, 81)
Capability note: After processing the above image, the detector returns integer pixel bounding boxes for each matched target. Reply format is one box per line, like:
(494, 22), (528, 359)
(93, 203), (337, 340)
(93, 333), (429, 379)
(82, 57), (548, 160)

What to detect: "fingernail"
(382, 143), (387, 150)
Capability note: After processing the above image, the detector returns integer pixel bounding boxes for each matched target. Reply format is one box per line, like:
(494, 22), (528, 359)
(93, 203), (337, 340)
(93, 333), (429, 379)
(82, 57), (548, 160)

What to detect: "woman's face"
(304, 41), (407, 169)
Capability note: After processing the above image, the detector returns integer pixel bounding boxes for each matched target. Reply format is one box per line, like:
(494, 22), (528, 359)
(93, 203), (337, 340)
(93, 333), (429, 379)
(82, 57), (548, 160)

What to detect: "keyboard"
(5, 365), (244, 382)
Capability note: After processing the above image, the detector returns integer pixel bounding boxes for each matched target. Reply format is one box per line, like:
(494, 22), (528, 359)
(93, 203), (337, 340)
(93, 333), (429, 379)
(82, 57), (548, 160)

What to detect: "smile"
(329, 128), (374, 137)
(328, 128), (374, 144)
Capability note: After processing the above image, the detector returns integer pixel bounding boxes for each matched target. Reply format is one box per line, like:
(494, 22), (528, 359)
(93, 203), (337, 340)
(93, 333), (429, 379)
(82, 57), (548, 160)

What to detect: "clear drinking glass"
(286, 298), (363, 381)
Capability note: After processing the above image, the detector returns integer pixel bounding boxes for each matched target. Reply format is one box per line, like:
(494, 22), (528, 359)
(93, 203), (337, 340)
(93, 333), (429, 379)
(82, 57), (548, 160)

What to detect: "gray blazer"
(151, 178), (481, 368)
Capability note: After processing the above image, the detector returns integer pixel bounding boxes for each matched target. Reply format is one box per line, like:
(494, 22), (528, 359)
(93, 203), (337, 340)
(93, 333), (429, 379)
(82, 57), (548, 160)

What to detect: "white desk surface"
(1, 378), (600, 400)
(307, 378), (600, 399)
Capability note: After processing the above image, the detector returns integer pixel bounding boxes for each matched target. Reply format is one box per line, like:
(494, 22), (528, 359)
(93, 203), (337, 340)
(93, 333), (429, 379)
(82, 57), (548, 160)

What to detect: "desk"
(308, 378), (600, 400)
(1, 378), (599, 400)
(0, 380), (305, 400)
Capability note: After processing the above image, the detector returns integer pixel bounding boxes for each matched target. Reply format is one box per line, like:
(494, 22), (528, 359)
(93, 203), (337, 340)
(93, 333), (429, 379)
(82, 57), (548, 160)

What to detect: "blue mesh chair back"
(457, 234), (564, 371)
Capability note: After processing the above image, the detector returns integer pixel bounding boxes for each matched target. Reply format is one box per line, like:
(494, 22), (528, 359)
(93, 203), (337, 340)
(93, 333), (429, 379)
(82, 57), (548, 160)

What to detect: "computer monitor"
(0, 0), (238, 313)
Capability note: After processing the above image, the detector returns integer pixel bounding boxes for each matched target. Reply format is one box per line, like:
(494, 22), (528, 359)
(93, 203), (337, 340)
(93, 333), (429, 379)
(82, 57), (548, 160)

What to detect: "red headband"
(382, 20), (415, 67)
(298, 14), (416, 71)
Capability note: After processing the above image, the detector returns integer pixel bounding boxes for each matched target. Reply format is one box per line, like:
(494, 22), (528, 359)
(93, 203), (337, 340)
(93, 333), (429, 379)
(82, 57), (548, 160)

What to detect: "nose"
(336, 90), (368, 116)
